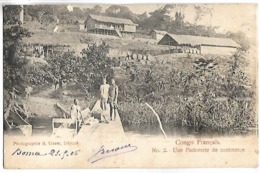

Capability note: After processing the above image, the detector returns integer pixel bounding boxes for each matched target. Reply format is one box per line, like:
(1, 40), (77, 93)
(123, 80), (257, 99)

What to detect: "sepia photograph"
(2, 2), (258, 168)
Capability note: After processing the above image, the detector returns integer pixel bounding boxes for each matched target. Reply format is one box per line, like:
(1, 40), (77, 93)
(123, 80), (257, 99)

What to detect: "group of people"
(69, 78), (119, 126)
(100, 78), (118, 121)
(9, 86), (33, 100)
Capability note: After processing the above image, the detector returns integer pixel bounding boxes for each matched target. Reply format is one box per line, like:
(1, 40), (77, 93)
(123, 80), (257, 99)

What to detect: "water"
(122, 123), (256, 138)
(4, 117), (53, 136)
(28, 117), (53, 136)
(4, 117), (257, 137)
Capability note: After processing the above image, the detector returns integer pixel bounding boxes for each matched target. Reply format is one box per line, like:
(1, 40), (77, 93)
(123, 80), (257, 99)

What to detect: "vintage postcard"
(2, 3), (258, 168)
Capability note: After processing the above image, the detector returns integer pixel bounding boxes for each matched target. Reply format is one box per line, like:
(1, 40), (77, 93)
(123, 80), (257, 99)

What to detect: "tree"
(221, 50), (251, 98)
(193, 5), (213, 26)
(82, 5), (103, 16)
(93, 5), (102, 14)
(105, 5), (139, 23)
(77, 42), (115, 93)
(174, 12), (185, 27)
(3, 5), (34, 109)
(3, 6), (54, 98)
(46, 52), (77, 89)
(225, 31), (250, 51)
(3, 5), (31, 65)
(3, 5), (22, 25)
(3, 26), (31, 64)
(138, 5), (173, 30)
(25, 5), (56, 23)
(70, 7), (84, 19)
(46, 42), (115, 95)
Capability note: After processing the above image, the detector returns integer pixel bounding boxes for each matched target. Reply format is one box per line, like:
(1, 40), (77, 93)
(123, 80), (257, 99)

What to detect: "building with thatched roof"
(158, 33), (241, 55)
(84, 14), (138, 37)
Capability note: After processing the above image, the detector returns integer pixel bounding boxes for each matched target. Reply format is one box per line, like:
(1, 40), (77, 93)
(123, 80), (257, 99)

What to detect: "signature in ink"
(88, 143), (137, 163)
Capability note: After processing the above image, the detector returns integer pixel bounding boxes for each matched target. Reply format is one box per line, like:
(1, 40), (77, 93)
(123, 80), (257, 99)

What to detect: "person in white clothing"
(25, 86), (33, 99)
(100, 78), (110, 111)
(70, 99), (83, 126)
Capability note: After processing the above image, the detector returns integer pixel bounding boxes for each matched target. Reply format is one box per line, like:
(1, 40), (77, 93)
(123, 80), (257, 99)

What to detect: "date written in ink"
(12, 148), (80, 160)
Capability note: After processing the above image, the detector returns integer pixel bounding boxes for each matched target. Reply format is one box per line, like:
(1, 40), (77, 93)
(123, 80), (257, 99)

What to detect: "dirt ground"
(22, 85), (90, 118)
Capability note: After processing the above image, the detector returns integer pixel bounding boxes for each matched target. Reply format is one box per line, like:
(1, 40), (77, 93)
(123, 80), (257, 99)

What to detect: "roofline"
(88, 14), (137, 26)
(149, 29), (168, 35)
(201, 44), (241, 48)
(152, 29), (168, 33)
(163, 33), (241, 48)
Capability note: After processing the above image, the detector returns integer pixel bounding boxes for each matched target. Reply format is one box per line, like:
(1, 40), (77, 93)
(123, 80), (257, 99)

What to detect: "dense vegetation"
(3, 5), (32, 108)
(46, 42), (115, 95)
(116, 52), (256, 133)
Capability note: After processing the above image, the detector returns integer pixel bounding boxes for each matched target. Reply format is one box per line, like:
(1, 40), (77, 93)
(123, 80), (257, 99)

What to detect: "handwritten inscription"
(88, 143), (137, 163)
(12, 148), (80, 159)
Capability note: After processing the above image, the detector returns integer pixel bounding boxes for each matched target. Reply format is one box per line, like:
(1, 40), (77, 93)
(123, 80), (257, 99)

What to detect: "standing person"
(108, 78), (118, 121)
(70, 99), (83, 127)
(10, 87), (19, 100)
(25, 86), (33, 100)
(54, 77), (59, 90)
(100, 78), (110, 111)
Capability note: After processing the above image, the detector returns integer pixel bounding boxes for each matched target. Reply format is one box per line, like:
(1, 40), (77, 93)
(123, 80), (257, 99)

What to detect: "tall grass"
(118, 98), (256, 132)
(116, 53), (257, 133)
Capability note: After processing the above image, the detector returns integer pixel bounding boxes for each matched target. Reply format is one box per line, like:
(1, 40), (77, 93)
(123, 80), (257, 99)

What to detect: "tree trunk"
(9, 44), (17, 65)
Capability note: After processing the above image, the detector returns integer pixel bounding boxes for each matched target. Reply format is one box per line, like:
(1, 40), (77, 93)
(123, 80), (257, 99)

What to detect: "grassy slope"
(23, 22), (170, 56)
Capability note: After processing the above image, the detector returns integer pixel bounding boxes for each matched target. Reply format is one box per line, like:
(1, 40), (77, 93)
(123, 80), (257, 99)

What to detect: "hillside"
(23, 29), (170, 57)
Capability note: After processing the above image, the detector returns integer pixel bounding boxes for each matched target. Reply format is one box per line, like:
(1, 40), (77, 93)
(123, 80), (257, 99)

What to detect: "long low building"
(158, 33), (241, 55)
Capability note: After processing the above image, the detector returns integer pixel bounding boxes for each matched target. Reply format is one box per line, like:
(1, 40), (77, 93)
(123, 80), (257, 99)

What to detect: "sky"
(71, 4), (256, 43)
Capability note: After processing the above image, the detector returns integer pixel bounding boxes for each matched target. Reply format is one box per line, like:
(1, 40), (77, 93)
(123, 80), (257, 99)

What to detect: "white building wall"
(200, 45), (237, 55)
(124, 24), (136, 32)
(79, 24), (85, 30)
